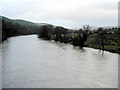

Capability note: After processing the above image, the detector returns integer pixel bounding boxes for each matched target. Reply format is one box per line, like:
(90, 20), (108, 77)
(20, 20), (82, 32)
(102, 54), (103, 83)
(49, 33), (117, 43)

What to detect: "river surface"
(1, 35), (118, 88)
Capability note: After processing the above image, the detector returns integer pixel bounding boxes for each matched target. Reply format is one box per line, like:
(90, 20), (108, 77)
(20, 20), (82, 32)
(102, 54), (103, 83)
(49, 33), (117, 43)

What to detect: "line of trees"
(37, 25), (90, 47)
(1, 16), (120, 53)
(85, 26), (120, 53)
(96, 27), (120, 51)
(37, 25), (120, 52)
(2, 18), (39, 42)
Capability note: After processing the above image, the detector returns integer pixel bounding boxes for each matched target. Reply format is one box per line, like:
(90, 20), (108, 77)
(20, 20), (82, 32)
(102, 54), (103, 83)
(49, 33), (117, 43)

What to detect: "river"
(1, 35), (118, 88)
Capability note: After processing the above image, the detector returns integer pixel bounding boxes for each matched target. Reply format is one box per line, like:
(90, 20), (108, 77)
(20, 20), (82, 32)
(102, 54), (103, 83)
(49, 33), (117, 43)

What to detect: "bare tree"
(83, 25), (91, 30)
(83, 25), (91, 35)
(97, 27), (105, 51)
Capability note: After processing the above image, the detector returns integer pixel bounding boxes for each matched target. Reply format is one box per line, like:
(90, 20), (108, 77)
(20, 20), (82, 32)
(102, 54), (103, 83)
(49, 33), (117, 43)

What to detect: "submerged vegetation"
(37, 25), (120, 53)
(1, 16), (120, 53)
(85, 28), (120, 53)
(37, 25), (88, 47)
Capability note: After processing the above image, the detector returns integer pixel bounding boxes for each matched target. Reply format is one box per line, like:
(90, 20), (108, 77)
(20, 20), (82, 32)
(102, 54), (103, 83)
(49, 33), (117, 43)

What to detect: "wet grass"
(85, 33), (120, 54)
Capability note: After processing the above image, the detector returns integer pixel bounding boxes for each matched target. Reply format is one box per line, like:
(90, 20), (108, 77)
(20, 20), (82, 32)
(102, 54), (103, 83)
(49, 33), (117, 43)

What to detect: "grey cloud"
(1, 0), (118, 28)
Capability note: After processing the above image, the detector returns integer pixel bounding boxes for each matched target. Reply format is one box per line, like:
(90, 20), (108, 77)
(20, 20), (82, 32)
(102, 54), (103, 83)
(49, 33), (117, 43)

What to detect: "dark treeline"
(1, 16), (40, 42)
(37, 25), (120, 53)
(1, 16), (120, 53)
(2, 19), (37, 41)
(37, 25), (89, 47)
(85, 27), (120, 53)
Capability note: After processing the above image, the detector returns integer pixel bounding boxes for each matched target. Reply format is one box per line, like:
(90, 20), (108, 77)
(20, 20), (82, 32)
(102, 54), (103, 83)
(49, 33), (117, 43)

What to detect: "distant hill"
(1, 16), (74, 42)
(13, 19), (36, 26)
(36, 23), (52, 26)
(1, 16), (51, 27)
(1, 16), (55, 42)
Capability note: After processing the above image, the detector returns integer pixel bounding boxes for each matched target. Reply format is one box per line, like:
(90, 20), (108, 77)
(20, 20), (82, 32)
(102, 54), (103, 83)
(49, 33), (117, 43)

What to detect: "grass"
(85, 33), (120, 54)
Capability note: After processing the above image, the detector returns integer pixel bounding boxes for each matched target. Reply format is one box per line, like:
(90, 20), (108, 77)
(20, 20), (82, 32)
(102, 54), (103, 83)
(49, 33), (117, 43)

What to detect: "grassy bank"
(37, 25), (120, 54)
(85, 33), (120, 54)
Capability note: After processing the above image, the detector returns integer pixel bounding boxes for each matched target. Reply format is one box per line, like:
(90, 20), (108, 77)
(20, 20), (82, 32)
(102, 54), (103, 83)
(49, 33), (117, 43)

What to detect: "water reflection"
(73, 46), (86, 53)
(2, 35), (118, 88)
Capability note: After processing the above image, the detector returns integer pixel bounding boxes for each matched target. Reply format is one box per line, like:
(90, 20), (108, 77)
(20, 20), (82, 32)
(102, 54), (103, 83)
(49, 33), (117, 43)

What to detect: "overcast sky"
(1, 0), (119, 29)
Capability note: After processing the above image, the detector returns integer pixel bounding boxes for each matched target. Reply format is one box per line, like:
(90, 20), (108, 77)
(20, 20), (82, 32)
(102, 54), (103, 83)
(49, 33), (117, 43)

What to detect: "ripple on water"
(2, 35), (118, 88)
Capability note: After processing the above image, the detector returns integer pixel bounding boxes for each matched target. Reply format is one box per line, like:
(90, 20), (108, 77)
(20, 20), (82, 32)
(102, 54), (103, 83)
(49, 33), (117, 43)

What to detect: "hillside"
(1, 16), (53, 42)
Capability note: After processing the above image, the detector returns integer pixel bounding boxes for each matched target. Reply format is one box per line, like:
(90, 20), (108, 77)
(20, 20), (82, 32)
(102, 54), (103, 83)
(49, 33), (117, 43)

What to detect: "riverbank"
(85, 45), (120, 54)
(2, 32), (120, 54)
(37, 25), (120, 54)
(85, 33), (120, 54)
